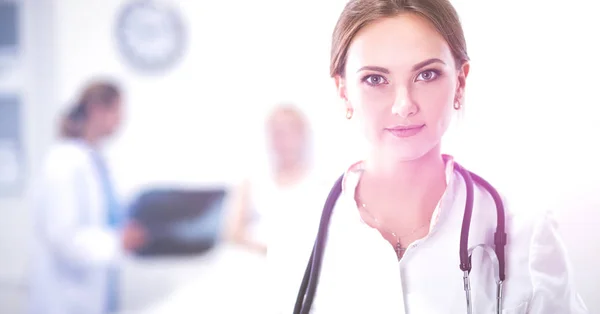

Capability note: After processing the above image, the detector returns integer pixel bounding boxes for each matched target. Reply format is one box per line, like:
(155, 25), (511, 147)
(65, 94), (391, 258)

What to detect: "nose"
(391, 87), (418, 118)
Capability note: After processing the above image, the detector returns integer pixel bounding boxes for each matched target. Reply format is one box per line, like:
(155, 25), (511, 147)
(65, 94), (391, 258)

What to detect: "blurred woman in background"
(220, 104), (327, 312)
(225, 104), (320, 254)
(29, 80), (146, 314)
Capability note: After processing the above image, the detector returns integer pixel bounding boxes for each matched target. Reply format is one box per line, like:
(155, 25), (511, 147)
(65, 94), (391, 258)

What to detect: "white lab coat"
(28, 140), (122, 314)
(269, 158), (589, 313)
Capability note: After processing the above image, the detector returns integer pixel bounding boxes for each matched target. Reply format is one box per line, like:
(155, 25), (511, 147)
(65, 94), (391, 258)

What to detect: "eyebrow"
(357, 58), (446, 73)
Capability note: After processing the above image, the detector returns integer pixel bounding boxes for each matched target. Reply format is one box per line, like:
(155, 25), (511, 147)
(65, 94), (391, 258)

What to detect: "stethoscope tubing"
(294, 162), (506, 314)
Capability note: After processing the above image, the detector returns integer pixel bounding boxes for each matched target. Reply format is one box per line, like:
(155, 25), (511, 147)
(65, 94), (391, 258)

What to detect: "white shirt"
(271, 156), (588, 314)
(246, 167), (321, 246)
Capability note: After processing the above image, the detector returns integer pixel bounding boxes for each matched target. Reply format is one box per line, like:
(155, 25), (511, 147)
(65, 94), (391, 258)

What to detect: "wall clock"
(115, 0), (186, 74)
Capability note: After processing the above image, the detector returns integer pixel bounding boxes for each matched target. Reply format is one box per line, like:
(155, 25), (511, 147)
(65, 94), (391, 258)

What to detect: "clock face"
(115, 0), (186, 73)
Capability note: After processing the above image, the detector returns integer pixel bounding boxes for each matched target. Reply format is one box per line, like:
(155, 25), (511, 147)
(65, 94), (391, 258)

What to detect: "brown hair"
(60, 80), (121, 138)
(330, 0), (469, 77)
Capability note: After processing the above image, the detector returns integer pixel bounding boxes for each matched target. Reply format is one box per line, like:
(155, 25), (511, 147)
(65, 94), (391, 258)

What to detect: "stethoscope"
(293, 161), (507, 314)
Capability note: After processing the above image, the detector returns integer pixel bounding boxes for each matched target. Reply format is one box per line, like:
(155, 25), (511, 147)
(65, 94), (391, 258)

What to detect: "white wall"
(0, 0), (57, 312)
(1, 0), (599, 312)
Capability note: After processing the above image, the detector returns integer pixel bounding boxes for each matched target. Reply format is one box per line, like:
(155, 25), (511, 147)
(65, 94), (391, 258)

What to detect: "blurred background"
(0, 0), (599, 313)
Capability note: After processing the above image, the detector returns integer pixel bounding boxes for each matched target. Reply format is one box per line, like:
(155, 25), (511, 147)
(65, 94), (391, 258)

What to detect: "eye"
(416, 69), (440, 82)
(362, 74), (388, 86)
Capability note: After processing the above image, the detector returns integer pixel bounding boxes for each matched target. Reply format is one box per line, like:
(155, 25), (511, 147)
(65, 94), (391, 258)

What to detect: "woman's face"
(90, 98), (123, 137)
(267, 110), (307, 166)
(336, 13), (469, 161)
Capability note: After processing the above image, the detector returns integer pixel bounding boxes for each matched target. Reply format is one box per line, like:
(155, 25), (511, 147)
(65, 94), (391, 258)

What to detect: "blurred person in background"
(224, 104), (321, 254)
(29, 80), (146, 314)
(222, 104), (327, 312)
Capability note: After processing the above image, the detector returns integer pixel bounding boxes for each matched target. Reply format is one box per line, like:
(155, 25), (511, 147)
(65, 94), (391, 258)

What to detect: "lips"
(386, 124), (425, 138)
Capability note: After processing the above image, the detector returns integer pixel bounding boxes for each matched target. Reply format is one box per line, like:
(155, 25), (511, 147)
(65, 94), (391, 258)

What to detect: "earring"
(453, 101), (462, 110)
(345, 108), (354, 119)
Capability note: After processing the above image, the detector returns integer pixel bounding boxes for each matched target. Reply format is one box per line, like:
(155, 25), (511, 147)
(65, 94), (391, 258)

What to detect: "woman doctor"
(276, 0), (589, 313)
(29, 81), (146, 314)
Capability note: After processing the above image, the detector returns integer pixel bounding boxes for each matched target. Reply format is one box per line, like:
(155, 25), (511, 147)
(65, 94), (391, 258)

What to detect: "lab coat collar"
(339, 154), (459, 231)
